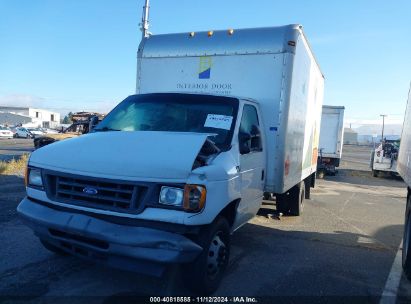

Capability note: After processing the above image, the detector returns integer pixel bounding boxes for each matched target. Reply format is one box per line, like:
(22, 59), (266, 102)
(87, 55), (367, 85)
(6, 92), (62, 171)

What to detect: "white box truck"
(17, 24), (324, 294)
(317, 105), (344, 176)
(399, 84), (411, 279)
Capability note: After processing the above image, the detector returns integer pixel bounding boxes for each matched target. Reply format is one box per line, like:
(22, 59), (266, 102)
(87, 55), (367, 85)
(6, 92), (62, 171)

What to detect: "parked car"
(40, 128), (59, 134)
(15, 127), (34, 138)
(0, 126), (14, 139)
(9, 127), (18, 137)
(26, 128), (45, 138)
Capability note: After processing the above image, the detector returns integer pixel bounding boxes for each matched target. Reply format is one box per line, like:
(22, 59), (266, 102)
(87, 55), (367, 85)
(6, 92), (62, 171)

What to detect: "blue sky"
(0, 0), (410, 125)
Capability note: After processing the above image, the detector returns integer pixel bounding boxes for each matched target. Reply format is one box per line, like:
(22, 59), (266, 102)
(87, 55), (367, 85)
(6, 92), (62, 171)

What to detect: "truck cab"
(18, 92), (266, 294)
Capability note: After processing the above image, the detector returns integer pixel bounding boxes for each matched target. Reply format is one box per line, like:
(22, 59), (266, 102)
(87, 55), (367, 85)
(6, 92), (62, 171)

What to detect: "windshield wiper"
(93, 127), (121, 132)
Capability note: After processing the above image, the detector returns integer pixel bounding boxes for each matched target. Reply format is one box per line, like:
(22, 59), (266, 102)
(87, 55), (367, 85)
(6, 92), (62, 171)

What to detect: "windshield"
(96, 93), (239, 150)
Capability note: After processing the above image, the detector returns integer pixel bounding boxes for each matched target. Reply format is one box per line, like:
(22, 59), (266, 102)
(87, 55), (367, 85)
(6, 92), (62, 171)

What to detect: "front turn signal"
(183, 184), (206, 212)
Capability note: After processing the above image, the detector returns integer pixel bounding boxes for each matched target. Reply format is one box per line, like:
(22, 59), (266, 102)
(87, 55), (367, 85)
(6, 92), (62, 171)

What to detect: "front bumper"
(17, 197), (203, 276)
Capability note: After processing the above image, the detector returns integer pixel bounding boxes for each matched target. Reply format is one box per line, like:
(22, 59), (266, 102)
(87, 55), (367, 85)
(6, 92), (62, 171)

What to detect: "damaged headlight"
(158, 185), (207, 212)
(159, 186), (184, 206)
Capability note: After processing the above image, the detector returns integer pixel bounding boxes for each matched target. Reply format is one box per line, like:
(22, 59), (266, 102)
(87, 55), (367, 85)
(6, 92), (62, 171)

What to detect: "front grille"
(45, 172), (149, 213)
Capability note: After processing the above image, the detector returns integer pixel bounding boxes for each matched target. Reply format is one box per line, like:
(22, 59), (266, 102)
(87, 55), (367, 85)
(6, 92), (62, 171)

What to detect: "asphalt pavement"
(0, 144), (410, 303)
(0, 138), (34, 162)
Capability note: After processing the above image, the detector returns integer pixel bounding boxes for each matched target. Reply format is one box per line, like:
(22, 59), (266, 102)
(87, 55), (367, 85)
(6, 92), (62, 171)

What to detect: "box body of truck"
(398, 85), (411, 279)
(137, 25), (324, 194)
(317, 105), (345, 175)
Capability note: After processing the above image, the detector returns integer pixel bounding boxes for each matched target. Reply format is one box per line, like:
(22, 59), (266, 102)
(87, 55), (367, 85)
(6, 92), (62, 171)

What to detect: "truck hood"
(29, 131), (210, 181)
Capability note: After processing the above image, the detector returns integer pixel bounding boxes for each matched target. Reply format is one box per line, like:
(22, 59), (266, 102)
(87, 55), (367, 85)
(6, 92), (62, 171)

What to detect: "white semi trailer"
(399, 85), (411, 279)
(317, 105), (345, 176)
(18, 23), (324, 293)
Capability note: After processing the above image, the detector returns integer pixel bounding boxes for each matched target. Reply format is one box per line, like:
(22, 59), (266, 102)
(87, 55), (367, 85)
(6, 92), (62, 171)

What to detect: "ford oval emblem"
(83, 187), (98, 195)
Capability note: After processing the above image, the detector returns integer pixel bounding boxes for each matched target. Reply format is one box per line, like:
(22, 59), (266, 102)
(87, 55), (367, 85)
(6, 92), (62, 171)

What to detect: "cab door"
(234, 103), (265, 228)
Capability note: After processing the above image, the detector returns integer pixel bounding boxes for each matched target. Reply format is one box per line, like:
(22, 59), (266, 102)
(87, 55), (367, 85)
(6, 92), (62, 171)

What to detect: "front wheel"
(403, 193), (411, 280)
(183, 217), (230, 295)
(373, 170), (379, 177)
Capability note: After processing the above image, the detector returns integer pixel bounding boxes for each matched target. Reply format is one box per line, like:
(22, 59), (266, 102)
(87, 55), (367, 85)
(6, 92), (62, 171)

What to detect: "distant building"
(0, 106), (60, 128)
(343, 128), (358, 144)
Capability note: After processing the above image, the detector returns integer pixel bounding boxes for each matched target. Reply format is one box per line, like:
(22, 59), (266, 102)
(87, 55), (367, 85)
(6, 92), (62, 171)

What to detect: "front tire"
(403, 192), (411, 280)
(183, 217), (230, 295)
(373, 170), (379, 177)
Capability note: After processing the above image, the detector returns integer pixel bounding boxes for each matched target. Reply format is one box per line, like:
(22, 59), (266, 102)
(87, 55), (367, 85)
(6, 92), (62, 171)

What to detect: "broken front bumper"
(17, 197), (203, 276)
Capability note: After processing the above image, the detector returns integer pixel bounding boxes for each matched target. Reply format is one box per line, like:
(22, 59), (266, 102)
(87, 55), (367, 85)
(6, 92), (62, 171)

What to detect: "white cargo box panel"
(319, 105), (345, 159)
(137, 25), (324, 194)
(398, 85), (411, 187)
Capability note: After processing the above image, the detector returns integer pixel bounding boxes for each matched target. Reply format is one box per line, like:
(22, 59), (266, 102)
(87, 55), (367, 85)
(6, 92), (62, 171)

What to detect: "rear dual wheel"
(276, 182), (305, 216)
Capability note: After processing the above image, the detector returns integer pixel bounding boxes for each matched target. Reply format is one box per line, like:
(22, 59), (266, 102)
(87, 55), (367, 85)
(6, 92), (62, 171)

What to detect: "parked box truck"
(399, 85), (411, 279)
(17, 24), (324, 294)
(317, 105), (345, 176)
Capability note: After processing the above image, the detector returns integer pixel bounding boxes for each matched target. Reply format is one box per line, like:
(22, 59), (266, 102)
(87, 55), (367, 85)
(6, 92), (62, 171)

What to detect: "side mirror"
(239, 132), (251, 154)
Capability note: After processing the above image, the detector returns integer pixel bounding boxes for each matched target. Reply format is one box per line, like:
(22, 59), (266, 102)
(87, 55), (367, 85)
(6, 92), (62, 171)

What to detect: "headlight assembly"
(27, 168), (43, 188)
(159, 186), (184, 206)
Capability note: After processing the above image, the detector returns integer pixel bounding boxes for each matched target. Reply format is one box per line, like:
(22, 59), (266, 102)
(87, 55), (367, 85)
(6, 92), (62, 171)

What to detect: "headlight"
(28, 168), (43, 188)
(183, 185), (206, 212)
(159, 186), (184, 206)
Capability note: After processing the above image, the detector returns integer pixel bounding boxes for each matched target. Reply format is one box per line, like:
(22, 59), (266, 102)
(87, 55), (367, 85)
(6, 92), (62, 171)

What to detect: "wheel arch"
(217, 198), (241, 229)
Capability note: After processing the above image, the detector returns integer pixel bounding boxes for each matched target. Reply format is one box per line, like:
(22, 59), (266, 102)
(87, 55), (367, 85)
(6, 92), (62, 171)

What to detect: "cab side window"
(238, 104), (262, 154)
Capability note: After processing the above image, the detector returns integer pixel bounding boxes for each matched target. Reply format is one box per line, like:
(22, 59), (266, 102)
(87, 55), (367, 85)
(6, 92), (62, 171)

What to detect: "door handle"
(261, 170), (265, 180)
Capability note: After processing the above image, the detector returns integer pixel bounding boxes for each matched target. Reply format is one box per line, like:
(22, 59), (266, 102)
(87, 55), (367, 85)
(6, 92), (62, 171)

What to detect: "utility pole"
(380, 114), (387, 142)
(141, 0), (151, 39)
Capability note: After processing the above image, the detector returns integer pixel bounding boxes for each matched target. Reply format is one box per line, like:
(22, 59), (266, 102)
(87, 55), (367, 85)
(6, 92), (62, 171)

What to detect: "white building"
(0, 106), (60, 128)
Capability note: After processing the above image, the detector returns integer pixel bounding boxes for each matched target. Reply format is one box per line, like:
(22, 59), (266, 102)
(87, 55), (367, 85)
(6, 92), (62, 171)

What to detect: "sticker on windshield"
(204, 114), (233, 130)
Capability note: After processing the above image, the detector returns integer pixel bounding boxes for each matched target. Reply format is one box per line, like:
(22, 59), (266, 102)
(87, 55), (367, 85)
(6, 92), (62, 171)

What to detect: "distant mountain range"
(351, 124), (402, 136)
